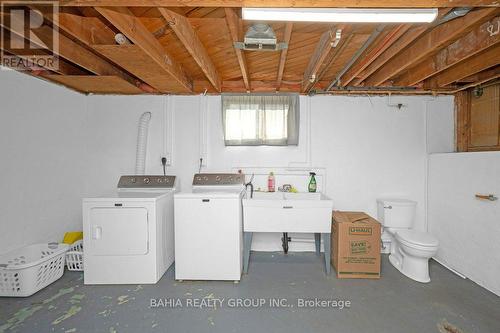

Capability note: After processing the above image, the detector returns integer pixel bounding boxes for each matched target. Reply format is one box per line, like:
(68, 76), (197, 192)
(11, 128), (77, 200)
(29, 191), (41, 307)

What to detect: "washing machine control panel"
(117, 175), (176, 188)
(192, 173), (245, 186)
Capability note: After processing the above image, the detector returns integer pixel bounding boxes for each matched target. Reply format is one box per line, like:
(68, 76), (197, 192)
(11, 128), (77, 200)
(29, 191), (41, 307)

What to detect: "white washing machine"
(174, 173), (245, 281)
(83, 175), (176, 284)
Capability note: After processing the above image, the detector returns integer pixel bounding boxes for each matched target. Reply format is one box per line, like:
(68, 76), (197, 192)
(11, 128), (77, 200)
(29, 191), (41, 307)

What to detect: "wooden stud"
(364, 8), (498, 86)
(95, 6), (193, 92)
(276, 22), (293, 91)
(224, 8), (250, 91)
(396, 16), (500, 86)
(455, 90), (470, 152)
(425, 45), (500, 88)
(159, 8), (221, 91)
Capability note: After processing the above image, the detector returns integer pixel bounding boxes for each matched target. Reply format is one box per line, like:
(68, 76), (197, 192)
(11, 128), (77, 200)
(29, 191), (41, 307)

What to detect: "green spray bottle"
(308, 172), (317, 193)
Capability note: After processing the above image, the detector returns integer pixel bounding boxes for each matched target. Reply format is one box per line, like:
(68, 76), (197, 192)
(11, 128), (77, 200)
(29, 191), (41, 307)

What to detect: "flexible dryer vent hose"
(135, 112), (152, 175)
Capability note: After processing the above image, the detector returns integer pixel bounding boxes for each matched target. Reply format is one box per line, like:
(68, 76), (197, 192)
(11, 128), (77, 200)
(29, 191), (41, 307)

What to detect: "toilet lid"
(396, 230), (439, 247)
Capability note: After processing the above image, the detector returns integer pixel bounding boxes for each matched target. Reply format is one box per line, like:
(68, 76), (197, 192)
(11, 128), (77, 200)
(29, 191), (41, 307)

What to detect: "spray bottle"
(308, 172), (317, 193)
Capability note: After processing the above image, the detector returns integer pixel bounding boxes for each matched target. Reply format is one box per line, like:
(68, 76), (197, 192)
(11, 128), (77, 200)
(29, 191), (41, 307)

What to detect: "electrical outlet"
(164, 154), (172, 166)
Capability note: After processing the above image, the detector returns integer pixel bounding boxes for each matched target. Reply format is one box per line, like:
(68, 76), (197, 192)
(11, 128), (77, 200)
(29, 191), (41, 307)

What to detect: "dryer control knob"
(144, 177), (150, 184)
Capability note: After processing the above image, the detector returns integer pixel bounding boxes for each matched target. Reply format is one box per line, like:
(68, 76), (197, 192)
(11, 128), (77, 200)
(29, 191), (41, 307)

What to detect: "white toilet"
(377, 199), (439, 283)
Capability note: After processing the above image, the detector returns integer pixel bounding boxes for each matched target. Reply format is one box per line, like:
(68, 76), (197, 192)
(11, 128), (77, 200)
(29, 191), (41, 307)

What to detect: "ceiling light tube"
(242, 8), (439, 23)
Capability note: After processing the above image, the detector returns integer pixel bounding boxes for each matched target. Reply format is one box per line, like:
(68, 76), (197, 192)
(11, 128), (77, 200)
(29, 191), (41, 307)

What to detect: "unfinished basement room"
(0, 1), (499, 333)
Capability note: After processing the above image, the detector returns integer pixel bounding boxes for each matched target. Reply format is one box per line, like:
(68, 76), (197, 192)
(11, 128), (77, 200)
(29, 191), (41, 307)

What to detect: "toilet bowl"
(377, 199), (439, 283)
(388, 230), (439, 283)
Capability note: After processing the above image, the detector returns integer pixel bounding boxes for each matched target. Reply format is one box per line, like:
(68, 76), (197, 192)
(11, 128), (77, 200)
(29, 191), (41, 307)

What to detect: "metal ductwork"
(234, 23), (288, 51)
(434, 7), (472, 26)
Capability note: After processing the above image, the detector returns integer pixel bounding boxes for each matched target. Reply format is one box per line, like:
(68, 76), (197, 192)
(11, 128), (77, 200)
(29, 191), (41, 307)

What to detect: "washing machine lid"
(396, 230), (438, 247)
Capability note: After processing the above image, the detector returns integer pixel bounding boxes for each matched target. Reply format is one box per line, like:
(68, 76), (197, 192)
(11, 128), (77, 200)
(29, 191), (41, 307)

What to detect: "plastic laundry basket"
(0, 243), (69, 297)
(65, 240), (83, 271)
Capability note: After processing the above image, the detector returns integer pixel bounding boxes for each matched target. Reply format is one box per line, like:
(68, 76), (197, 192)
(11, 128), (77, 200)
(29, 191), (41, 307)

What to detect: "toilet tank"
(376, 199), (417, 228)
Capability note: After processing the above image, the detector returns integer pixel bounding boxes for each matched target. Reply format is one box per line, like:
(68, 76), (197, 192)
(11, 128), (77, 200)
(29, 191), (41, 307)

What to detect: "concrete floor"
(1, 253), (499, 333)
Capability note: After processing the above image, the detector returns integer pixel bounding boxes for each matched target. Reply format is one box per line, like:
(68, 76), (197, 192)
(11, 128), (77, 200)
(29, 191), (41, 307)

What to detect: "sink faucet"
(245, 174), (254, 199)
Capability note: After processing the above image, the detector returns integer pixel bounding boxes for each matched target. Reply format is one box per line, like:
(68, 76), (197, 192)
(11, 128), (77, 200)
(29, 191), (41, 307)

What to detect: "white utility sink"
(243, 191), (333, 233)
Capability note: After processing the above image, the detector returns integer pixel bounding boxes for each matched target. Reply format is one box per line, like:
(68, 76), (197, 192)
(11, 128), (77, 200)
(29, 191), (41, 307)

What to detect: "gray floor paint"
(1, 253), (499, 333)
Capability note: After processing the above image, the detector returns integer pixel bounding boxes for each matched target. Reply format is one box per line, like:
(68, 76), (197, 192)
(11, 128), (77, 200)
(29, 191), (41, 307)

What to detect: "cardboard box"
(331, 211), (381, 279)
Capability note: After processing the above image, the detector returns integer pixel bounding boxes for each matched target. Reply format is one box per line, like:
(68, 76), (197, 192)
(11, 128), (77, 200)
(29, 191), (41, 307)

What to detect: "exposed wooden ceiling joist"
(276, 22), (293, 91)
(340, 24), (411, 87)
(59, 0), (499, 8)
(395, 16), (500, 86)
(159, 8), (221, 91)
(1, 13), (131, 79)
(425, 45), (500, 88)
(351, 25), (430, 86)
(31, 8), (144, 88)
(364, 7), (499, 86)
(95, 6), (193, 92)
(45, 75), (144, 94)
(224, 7), (250, 91)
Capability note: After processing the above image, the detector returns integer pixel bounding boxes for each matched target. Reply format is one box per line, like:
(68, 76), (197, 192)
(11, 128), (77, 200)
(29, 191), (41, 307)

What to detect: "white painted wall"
(0, 70), (86, 253)
(428, 152), (500, 296)
(0, 69), (455, 255)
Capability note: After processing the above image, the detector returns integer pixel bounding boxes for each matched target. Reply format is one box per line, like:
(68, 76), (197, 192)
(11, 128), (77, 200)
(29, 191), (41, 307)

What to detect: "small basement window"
(222, 94), (300, 146)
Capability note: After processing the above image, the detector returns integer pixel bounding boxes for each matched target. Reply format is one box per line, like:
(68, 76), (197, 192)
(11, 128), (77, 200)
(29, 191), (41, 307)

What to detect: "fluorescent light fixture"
(242, 8), (439, 23)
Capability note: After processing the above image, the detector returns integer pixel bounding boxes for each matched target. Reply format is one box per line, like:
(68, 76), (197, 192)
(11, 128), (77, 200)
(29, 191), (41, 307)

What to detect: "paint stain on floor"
(52, 305), (82, 325)
(117, 295), (134, 305)
(438, 319), (465, 333)
(0, 285), (81, 332)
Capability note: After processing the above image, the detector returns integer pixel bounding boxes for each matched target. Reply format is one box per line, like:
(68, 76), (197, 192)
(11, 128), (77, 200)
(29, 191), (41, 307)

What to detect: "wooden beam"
(159, 8), (221, 92)
(276, 22), (293, 91)
(59, 0), (499, 8)
(455, 90), (470, 152)
(43, 75), (144, 94)
(57, 12), (116, 45)
(340, 24), (411, 87)
(425, 45), (500, 87)
(364, 8), (498, 86)
(224, 8), (250, 91)
(396, 16), (500, 86)
(95, 6), (193, 92)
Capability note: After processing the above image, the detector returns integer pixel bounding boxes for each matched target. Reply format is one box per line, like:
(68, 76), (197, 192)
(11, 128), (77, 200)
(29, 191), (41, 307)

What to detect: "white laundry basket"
(65, 240), (83, 271)
(0, 243), (69, 297)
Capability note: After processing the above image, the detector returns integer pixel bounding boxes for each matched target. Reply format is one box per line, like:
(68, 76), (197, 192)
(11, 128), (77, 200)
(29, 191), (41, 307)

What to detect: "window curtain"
(222, 94), (300, 146)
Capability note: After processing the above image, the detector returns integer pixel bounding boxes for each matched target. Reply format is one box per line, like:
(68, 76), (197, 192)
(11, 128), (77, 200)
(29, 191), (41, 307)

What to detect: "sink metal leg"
(322, 233), (331, 275)
(243, 232), (253, 274)
(314, 233), (321, 255)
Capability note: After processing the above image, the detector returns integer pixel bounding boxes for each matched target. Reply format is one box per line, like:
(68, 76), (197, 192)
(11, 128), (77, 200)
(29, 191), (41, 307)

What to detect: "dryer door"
(88, 207), (149, 256)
